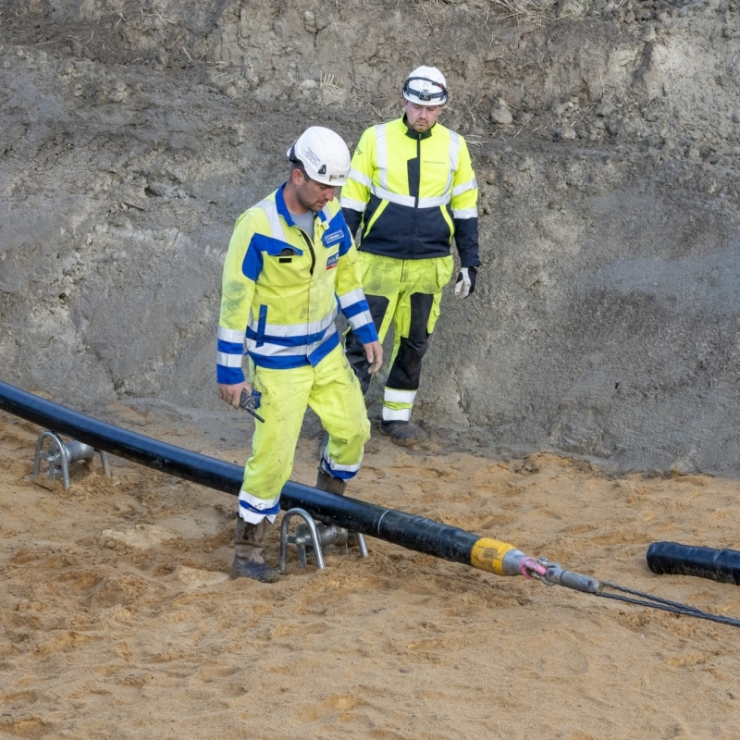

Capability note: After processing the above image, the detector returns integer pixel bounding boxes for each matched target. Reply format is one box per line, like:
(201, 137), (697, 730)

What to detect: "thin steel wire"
(594, 581), (740, 628)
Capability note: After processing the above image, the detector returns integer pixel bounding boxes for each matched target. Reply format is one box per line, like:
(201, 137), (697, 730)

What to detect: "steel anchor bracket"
(32, 430), (112, 490)
(279, 507), (369, 573)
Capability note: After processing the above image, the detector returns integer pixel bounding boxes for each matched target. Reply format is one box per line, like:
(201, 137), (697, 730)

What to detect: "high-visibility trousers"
(237, 345), (370, 524)
(345, 252), (455, 422)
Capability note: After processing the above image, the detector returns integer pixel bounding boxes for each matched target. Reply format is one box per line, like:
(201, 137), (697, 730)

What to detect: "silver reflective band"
(452, 208), (478, 219)
(239, 488), (280, 510)
(323, 453), (361, 473)
(248, 308), (337, 338)
(375, 125), (389, 191)
(349, 168), (372, 187)
(418, 194), (452, 208)
(372, 187), (414, 207)
(307, 325), (337, 355)
(247, 339), (315, 357)
(372, 186), (451, 209)
(256, 198), (288, 242)
(338, 288), (365, 309)
(348, 309), (373, 330)
(384, 388), (417, 404)
(382, 407), (412, 421)
(239, 509), (277, 524)
(449, 131), (461, 172)
(440, 132), (461, 196)
(340, 197), (367, 213)
(452, 178), (478, 197)
(218, 326), (246, 343)
(217, 352), (244, 367)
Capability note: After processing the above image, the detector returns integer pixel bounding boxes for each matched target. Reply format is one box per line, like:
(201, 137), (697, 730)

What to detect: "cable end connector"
(537, 559), (601, 593)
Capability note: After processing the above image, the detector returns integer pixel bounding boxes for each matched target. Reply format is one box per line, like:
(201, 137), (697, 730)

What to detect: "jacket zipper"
(414, 134), (421, 210)
(298, 229), (316, 275)
(413, 133), (421, 248)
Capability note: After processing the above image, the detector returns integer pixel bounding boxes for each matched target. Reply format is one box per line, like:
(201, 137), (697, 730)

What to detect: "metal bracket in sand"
(31, 430), (111, 490)
(279, 507), (369, 572)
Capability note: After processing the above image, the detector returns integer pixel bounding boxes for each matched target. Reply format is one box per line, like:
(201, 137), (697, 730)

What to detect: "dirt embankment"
(3, 0), (740, 472)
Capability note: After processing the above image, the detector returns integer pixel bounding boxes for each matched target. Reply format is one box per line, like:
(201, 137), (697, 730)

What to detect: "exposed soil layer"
(2, 0), (740, 472)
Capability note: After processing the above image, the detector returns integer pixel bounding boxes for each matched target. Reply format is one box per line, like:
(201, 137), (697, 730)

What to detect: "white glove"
(454, 267), (477, 299)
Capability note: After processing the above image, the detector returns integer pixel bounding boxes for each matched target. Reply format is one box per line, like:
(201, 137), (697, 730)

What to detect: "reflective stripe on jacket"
(340, 117), (480, 268)
(217, 185), (378, 383)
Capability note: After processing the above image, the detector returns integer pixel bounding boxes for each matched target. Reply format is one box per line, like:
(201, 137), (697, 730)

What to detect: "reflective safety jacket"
(340, 117), (480, 268)
(217, 185), (378, 383)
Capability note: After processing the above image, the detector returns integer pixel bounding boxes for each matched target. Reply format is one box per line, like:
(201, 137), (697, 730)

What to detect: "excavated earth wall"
(1, 0), (740, 473)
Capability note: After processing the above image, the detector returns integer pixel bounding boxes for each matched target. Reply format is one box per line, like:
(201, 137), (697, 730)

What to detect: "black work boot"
(229, 517), (280, 583)
(379, 420), (421, 447)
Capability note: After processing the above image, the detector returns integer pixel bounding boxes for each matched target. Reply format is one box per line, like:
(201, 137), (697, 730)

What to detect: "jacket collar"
(276, 184), (327, 226)
(401, 115), (434, 141)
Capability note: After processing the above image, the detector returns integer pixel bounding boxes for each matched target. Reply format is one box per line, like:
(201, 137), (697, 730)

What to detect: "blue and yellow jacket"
(217, 185), (378, 383)
(340, 116), (480, 268)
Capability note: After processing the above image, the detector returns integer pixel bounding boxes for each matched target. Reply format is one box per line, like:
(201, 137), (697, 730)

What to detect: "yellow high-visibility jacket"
(340, 117), (480, 268)
(217, 185), (378, 383)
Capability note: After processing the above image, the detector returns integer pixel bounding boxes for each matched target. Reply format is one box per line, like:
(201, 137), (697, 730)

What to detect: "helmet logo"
(318, 164), (326, 175)
(303, 147), (321, 168)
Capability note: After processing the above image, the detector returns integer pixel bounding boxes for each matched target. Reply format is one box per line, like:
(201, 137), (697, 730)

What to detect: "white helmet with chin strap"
(286, 126), (351, 186)
(403, 66), (448, 107)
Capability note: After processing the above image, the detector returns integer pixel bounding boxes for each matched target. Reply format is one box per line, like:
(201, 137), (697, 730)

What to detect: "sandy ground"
(2, 403), (740, 740)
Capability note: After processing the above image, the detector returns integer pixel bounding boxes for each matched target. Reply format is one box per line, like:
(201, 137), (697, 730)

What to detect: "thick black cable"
(4, 380), (740, 629)
(0, 380), (480, 565)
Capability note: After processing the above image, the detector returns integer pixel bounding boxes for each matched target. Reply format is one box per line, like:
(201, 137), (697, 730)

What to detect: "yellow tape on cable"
(470, 538), (517, 576)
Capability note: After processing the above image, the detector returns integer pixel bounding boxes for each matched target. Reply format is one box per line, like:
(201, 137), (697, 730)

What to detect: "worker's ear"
(290, 168), (305, 186)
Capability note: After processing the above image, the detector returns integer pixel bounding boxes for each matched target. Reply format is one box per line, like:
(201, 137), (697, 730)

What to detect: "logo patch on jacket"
(323, 230), (344, 246)
(326, 252), (339, 270)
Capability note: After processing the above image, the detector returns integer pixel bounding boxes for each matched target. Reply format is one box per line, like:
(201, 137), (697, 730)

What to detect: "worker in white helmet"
(217, 126), (383, 582)
(340, 66), (480, 446)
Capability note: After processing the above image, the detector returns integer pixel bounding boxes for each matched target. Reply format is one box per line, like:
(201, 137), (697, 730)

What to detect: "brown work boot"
(229, 517), (280, 583)
(379, 420), (421, 447)
(315, 468), (346, 496)
(315, 468), (352, 549)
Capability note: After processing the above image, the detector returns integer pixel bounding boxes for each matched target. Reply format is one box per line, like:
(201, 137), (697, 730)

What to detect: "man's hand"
(364, 341), (383, 374)
(455, 266), (478, 299)
(219, 380), (252, 409)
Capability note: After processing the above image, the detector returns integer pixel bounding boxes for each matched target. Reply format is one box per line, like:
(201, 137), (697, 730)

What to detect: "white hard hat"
(286, 126), (350, 186)
(403, 66), (448, 106)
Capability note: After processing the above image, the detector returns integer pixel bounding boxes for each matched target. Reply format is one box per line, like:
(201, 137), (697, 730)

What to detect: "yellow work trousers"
(347, 252), (454, 421)
(237, 345), (370, 524)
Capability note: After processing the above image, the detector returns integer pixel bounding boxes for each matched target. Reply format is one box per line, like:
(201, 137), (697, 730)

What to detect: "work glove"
(454, 266), (477, 299)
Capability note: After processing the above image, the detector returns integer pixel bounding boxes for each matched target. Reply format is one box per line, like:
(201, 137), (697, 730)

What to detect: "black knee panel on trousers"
(387, 292), (434, 391)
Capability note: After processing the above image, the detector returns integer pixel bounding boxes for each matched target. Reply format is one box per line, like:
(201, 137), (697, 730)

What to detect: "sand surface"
(2, 405), (740, 740)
